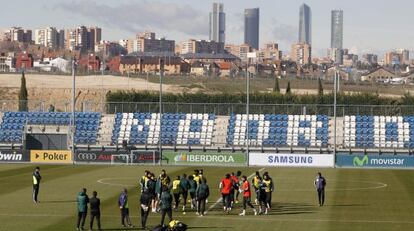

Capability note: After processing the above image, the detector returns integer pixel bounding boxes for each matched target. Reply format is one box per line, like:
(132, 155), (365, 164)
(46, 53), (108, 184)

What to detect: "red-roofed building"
(15, 52), (33, 70)
(216, 61), (240, 77)
(107, 56), (121, 73)
(78, 54), (101, 72)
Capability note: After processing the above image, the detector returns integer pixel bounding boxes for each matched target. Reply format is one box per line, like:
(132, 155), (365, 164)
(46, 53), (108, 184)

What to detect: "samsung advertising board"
(249, 153), (334, 167)
(336, 154), (414, 169)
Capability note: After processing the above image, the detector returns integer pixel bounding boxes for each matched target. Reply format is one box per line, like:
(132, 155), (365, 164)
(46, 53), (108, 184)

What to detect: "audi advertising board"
(0, 150), (28, 162)
(75, 150), (160, 164)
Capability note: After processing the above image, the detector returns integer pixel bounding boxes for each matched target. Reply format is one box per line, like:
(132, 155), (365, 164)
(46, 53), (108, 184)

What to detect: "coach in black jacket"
(89, 191), (101, 230)
(140, 190), (152, 229)
(32, 167), (41, 204)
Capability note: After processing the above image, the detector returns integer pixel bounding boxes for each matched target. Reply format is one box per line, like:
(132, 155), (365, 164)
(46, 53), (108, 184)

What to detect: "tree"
(318, 78), (324, 96)
(18, 71), (28, 111)
(285, 81), (291, 95)
(274, 76), (280, 93)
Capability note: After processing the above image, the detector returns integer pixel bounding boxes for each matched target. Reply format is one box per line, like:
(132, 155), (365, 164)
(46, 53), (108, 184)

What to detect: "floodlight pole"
(333, 69), (338, 161)
(101, 60), (104, 113)
(72, 58), (77, 163)
(159, 58), (164, 159)
(246, 59), (250, 163)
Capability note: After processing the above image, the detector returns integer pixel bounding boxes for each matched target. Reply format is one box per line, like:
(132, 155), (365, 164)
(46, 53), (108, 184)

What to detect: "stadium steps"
(212, 116), (229, 147)
(330, 117), (343, 148)
(0, 112), (3, 125)
(97, 114), (115, 145)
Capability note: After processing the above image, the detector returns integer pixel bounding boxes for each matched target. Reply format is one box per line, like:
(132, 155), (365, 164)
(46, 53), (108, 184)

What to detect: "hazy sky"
(1, 0), (413, 57)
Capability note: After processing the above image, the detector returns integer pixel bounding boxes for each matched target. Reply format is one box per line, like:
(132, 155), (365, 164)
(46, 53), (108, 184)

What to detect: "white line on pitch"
(1, 213), (413, 225)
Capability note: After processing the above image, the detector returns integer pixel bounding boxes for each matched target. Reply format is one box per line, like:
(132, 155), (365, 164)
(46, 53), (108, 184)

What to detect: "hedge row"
(107, 90), (411, 105)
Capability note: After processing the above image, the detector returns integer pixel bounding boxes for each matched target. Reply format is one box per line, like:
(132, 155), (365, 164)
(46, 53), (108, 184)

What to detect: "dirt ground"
(0, 73), (407, 112)
(0, 73), (189, 111)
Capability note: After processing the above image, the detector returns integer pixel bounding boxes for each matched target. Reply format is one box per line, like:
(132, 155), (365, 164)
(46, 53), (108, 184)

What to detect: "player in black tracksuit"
(32, 167), (41, 203)
(314, 172), (327, 206)
(89, 191), (101, 230)
(140, 190), (152, 229)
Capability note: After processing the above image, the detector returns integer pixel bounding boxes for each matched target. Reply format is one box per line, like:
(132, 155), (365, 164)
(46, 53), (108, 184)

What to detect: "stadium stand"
(343, 116), (413, 149)
(2, 110), (413, 151)
(112, 113), (216, 146)
(226, 114), (330, 148)
(0, 112), (101, 144)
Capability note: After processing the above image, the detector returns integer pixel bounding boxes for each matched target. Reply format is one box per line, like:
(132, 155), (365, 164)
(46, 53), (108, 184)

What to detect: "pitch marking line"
(205, 167), (266, 214)
(276, 180), (388, 192)
(0, 213), (413, 225)
(97, 177), (136, 187)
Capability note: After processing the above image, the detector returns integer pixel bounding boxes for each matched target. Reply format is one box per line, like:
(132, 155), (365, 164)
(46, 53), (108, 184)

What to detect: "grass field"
(1, 164), (414, 231)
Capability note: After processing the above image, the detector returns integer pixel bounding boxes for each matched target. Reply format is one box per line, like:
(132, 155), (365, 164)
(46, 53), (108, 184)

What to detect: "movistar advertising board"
(162, 151), (247, 166)
(336, 154), (414, 169)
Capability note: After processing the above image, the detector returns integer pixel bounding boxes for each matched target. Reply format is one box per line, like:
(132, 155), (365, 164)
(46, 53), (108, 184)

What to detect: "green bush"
(106, 90), (414, 115)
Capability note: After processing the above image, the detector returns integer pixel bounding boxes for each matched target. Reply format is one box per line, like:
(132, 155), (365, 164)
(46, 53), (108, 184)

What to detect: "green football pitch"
(1, 164), (413, 231)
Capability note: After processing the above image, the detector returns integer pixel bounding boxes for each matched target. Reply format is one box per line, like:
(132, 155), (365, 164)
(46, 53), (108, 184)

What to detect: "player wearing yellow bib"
(140, 170), (150, 193)
(251, 171), (261, 205)
(193, 170), (201, 185)
(172, 176), (182, 210)
(160, 169), (171, 190)
(32, 167), (41, 204)
(262, 173), (274, 214)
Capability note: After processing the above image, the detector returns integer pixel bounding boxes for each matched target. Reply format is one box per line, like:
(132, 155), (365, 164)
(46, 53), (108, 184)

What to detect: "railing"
(3, 100), (414, 117)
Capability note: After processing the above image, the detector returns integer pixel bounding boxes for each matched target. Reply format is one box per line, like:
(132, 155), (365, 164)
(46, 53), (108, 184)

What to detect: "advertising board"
(0, 150), (28, 162)
(75, 150), (160, 164)
(249, 153), (334, 167)
(30, 150), (72, 163)
(162, 151), (247, 166)
(336, 154), (414, 169)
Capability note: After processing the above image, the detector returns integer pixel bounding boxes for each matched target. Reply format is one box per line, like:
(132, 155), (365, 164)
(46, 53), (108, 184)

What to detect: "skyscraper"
(209, 3), (225, 44)
(244, 8), (260, 50)
(35, 27), (58, 49)
(331, 10), (343, 49)
(299, 4), (311, 44)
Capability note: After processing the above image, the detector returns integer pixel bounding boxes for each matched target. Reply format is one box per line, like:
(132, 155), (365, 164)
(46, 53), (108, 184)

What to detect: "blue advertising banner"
(336, 154), (414, 169)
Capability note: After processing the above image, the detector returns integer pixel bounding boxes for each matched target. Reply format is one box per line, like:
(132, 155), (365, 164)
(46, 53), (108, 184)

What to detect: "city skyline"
(244, 8), (260, 49)
(209, 2), (226, 44)
(1, 0), (414, 56)
(298, 4), (312, 44)
(331, 10), (343, 49)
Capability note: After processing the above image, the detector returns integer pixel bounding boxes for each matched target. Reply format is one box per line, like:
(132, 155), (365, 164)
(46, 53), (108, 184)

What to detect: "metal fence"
(2, 100), (414, 116)
(104, 102), (414, 117)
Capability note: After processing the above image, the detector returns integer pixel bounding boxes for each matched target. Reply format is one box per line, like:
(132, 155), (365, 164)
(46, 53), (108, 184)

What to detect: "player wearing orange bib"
(239, 176), (257, 216)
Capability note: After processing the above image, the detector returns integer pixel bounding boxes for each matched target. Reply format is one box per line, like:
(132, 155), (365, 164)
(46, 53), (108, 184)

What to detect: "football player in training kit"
(188, 175), (198, 210)
(172, 176), (182, 210)
(239, 175), (257, 216)
(180, 174), (190, 213)
(219, 174), (233, 213)
(262, 172), (274, 212)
